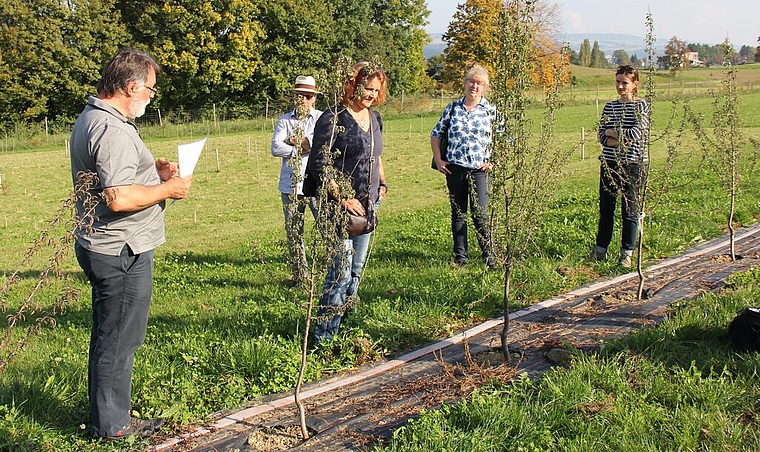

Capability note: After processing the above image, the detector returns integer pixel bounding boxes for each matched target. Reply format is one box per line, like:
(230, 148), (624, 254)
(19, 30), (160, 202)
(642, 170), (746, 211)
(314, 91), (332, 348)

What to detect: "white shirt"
(271, 107), (322, 194)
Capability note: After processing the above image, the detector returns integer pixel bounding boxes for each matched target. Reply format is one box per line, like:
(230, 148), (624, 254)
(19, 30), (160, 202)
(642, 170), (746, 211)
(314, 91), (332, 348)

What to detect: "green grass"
(0, 75), (759, 450)
(376, 268), (760, 452)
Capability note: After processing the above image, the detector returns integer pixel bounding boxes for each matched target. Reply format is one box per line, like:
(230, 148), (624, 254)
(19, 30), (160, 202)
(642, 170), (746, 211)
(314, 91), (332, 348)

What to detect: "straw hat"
(293, 75), (317, 94)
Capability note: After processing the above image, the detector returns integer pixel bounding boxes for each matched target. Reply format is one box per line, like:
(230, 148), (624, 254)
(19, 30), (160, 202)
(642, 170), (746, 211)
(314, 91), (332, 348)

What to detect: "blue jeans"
(313, 201), (378, 344)
(75, 243), (154, 437)
(281, 193), (318, 281)
(595, 160), (646, 254)
(446, 164), (492, 263)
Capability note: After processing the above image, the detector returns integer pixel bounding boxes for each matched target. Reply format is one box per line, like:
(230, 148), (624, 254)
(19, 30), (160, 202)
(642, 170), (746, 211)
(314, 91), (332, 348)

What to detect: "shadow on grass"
(0, 268), (83, 282)
(0, 363), (89, 435)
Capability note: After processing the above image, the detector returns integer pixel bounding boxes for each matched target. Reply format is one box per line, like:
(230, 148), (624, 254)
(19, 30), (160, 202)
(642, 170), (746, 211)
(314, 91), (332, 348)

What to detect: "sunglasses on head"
(616, 65), (637, 75)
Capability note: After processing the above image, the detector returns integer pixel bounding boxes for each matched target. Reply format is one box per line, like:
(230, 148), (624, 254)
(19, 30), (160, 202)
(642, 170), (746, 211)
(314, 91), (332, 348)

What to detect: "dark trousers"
(75, 243), (154, 437)
(446, 164), (492, 262)
(595, 160), (646, 253)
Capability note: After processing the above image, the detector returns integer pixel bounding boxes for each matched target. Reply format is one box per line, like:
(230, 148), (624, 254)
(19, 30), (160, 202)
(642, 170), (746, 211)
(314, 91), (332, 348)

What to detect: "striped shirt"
(598, 98), (649, 164)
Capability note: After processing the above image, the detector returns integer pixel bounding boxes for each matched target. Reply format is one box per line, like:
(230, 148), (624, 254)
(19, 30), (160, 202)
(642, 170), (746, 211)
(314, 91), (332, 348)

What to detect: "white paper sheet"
(177, 138), (206, 177)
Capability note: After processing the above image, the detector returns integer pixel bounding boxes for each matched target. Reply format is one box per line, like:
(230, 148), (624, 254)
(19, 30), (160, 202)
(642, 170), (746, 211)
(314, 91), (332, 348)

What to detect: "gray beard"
(128, 98), (150, 119)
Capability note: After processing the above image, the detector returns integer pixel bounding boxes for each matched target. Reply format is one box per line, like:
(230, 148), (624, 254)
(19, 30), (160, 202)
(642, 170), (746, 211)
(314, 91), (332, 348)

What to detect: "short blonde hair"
(463, 63), (490, 93)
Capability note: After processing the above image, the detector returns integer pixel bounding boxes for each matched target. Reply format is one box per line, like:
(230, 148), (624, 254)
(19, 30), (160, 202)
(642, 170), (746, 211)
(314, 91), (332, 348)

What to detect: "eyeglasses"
(466, 78), (486, 87)
(145, 85), (157, 95)
(295, 93), (315, 100)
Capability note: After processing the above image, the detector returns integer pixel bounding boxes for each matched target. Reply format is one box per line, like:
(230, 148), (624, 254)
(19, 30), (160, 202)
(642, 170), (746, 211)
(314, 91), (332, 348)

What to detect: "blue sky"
(425, 0), (759, 47)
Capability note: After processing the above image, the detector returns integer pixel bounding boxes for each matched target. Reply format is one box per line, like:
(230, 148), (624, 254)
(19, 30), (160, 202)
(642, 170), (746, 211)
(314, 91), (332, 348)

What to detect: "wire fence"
(3, 79), (760, 155)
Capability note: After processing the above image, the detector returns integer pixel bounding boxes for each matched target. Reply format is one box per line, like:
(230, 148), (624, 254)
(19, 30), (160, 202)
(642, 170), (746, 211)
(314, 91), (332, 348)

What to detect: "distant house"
(687, 51), (704, 67)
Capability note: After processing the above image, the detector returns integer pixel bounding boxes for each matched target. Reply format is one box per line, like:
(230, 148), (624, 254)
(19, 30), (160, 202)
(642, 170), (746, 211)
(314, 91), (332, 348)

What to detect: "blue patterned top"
(431, 97), (496, 169)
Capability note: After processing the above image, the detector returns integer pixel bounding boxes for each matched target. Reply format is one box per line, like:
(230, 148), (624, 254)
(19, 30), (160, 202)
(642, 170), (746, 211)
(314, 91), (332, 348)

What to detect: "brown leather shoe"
(101, 417), (164, 441)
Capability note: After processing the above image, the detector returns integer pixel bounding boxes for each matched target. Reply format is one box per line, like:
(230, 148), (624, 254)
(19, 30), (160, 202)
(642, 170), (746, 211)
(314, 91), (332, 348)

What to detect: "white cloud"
(562, 11), (584, 34)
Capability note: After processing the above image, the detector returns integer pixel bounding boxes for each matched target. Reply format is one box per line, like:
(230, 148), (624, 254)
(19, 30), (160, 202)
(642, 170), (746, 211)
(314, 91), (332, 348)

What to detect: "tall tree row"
(0, 0), (430, 129)
(572, 38), (608, 68)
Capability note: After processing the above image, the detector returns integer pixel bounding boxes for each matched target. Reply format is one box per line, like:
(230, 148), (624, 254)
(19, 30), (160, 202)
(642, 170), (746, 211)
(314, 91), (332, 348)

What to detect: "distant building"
(687, 51), (704, 67)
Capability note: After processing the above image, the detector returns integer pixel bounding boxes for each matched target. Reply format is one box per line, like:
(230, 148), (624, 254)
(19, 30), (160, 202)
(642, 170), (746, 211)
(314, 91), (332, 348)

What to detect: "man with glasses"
(70, 47), (192, 441)
(271, 75), (322, 286)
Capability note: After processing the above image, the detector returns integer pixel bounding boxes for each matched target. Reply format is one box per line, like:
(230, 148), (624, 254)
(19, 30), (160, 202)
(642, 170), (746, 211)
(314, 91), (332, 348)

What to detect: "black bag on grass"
(728, 307), (760, 351)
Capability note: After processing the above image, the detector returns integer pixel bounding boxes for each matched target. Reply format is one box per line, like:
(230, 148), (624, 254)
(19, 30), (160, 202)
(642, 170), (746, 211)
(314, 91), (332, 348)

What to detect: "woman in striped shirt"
(589, 65), (649, 268)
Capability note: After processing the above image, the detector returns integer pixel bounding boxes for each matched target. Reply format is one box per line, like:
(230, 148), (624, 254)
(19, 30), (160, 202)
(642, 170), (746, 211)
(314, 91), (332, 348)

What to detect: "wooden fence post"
(581, 127), (585, 160)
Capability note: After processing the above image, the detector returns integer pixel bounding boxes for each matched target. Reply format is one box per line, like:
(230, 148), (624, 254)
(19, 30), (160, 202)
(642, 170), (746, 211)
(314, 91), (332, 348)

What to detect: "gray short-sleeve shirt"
(70, 96), (166, 256)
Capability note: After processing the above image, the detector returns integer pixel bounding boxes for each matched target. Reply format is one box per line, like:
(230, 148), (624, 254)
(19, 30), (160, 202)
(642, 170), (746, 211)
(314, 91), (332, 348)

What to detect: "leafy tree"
(442, 0), (502, 82)
(490, 0), (572, 360)
(589, 40), (607, 68)
(360, 0), (431, 95)
(630, 54), (641, 67)
(687, 40), (760, 260)
(442, 0), (564, 87)
(569, 48), (580, 66)
(532, 34), (570, 88)
(739, 45), (751, 60)
(755, 36), (760, 62)
(0, 0), (126, 127)
(579, 38), (591, 67)
(324, 0), (431, 96)
(426, 54), (445, 80)
(658, 36), (688, 74)
(612, 49), (631, 66)
(255, 0), (336, 104)
(528, 0), (567, 88)
(0, 0), (434, 124)
(116, 0), (267, 112)
(120, 0), (428, 111)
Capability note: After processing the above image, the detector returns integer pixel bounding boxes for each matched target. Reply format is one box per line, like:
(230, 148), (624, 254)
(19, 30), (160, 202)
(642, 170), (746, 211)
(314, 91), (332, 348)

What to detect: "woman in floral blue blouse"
(431, 64), (497, 268)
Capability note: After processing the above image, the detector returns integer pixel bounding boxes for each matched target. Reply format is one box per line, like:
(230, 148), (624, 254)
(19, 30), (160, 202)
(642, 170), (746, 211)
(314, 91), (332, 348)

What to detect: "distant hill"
(561, 33), (661, 60)
(424, 33), (446, 58)
(424, 32), (668, 60)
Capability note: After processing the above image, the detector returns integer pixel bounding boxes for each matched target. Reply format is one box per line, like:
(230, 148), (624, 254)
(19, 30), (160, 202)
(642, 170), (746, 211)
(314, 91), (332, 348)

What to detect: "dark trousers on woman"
(446, 164), (492, 263)
(75, 243), (154, 438)
(595, 159), (645, 254)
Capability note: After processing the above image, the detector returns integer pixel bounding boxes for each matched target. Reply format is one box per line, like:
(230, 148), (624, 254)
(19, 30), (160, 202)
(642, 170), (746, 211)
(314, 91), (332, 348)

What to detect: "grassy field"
(0, 66), (760, 451)
(375, 268), (760, 452)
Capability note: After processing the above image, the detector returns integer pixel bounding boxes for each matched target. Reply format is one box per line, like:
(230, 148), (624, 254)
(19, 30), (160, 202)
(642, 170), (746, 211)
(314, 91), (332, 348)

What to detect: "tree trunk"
(294, 284), (316, 441)
(500, 264), (512, 362)
(729, 176), (736, 261)
(636, 215), (646, 300)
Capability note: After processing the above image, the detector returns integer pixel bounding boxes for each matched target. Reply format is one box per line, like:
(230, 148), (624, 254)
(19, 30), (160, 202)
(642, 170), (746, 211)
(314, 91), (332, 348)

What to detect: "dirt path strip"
(151, 225), (760, 452)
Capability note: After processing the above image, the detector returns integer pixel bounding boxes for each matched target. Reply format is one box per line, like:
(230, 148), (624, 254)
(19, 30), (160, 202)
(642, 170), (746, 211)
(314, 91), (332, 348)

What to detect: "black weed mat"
(153, 226), (760, 452)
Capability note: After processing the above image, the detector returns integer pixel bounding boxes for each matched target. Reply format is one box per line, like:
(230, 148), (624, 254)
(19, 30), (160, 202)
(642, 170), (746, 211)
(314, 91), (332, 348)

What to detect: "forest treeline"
(0, 0), (431, 129)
